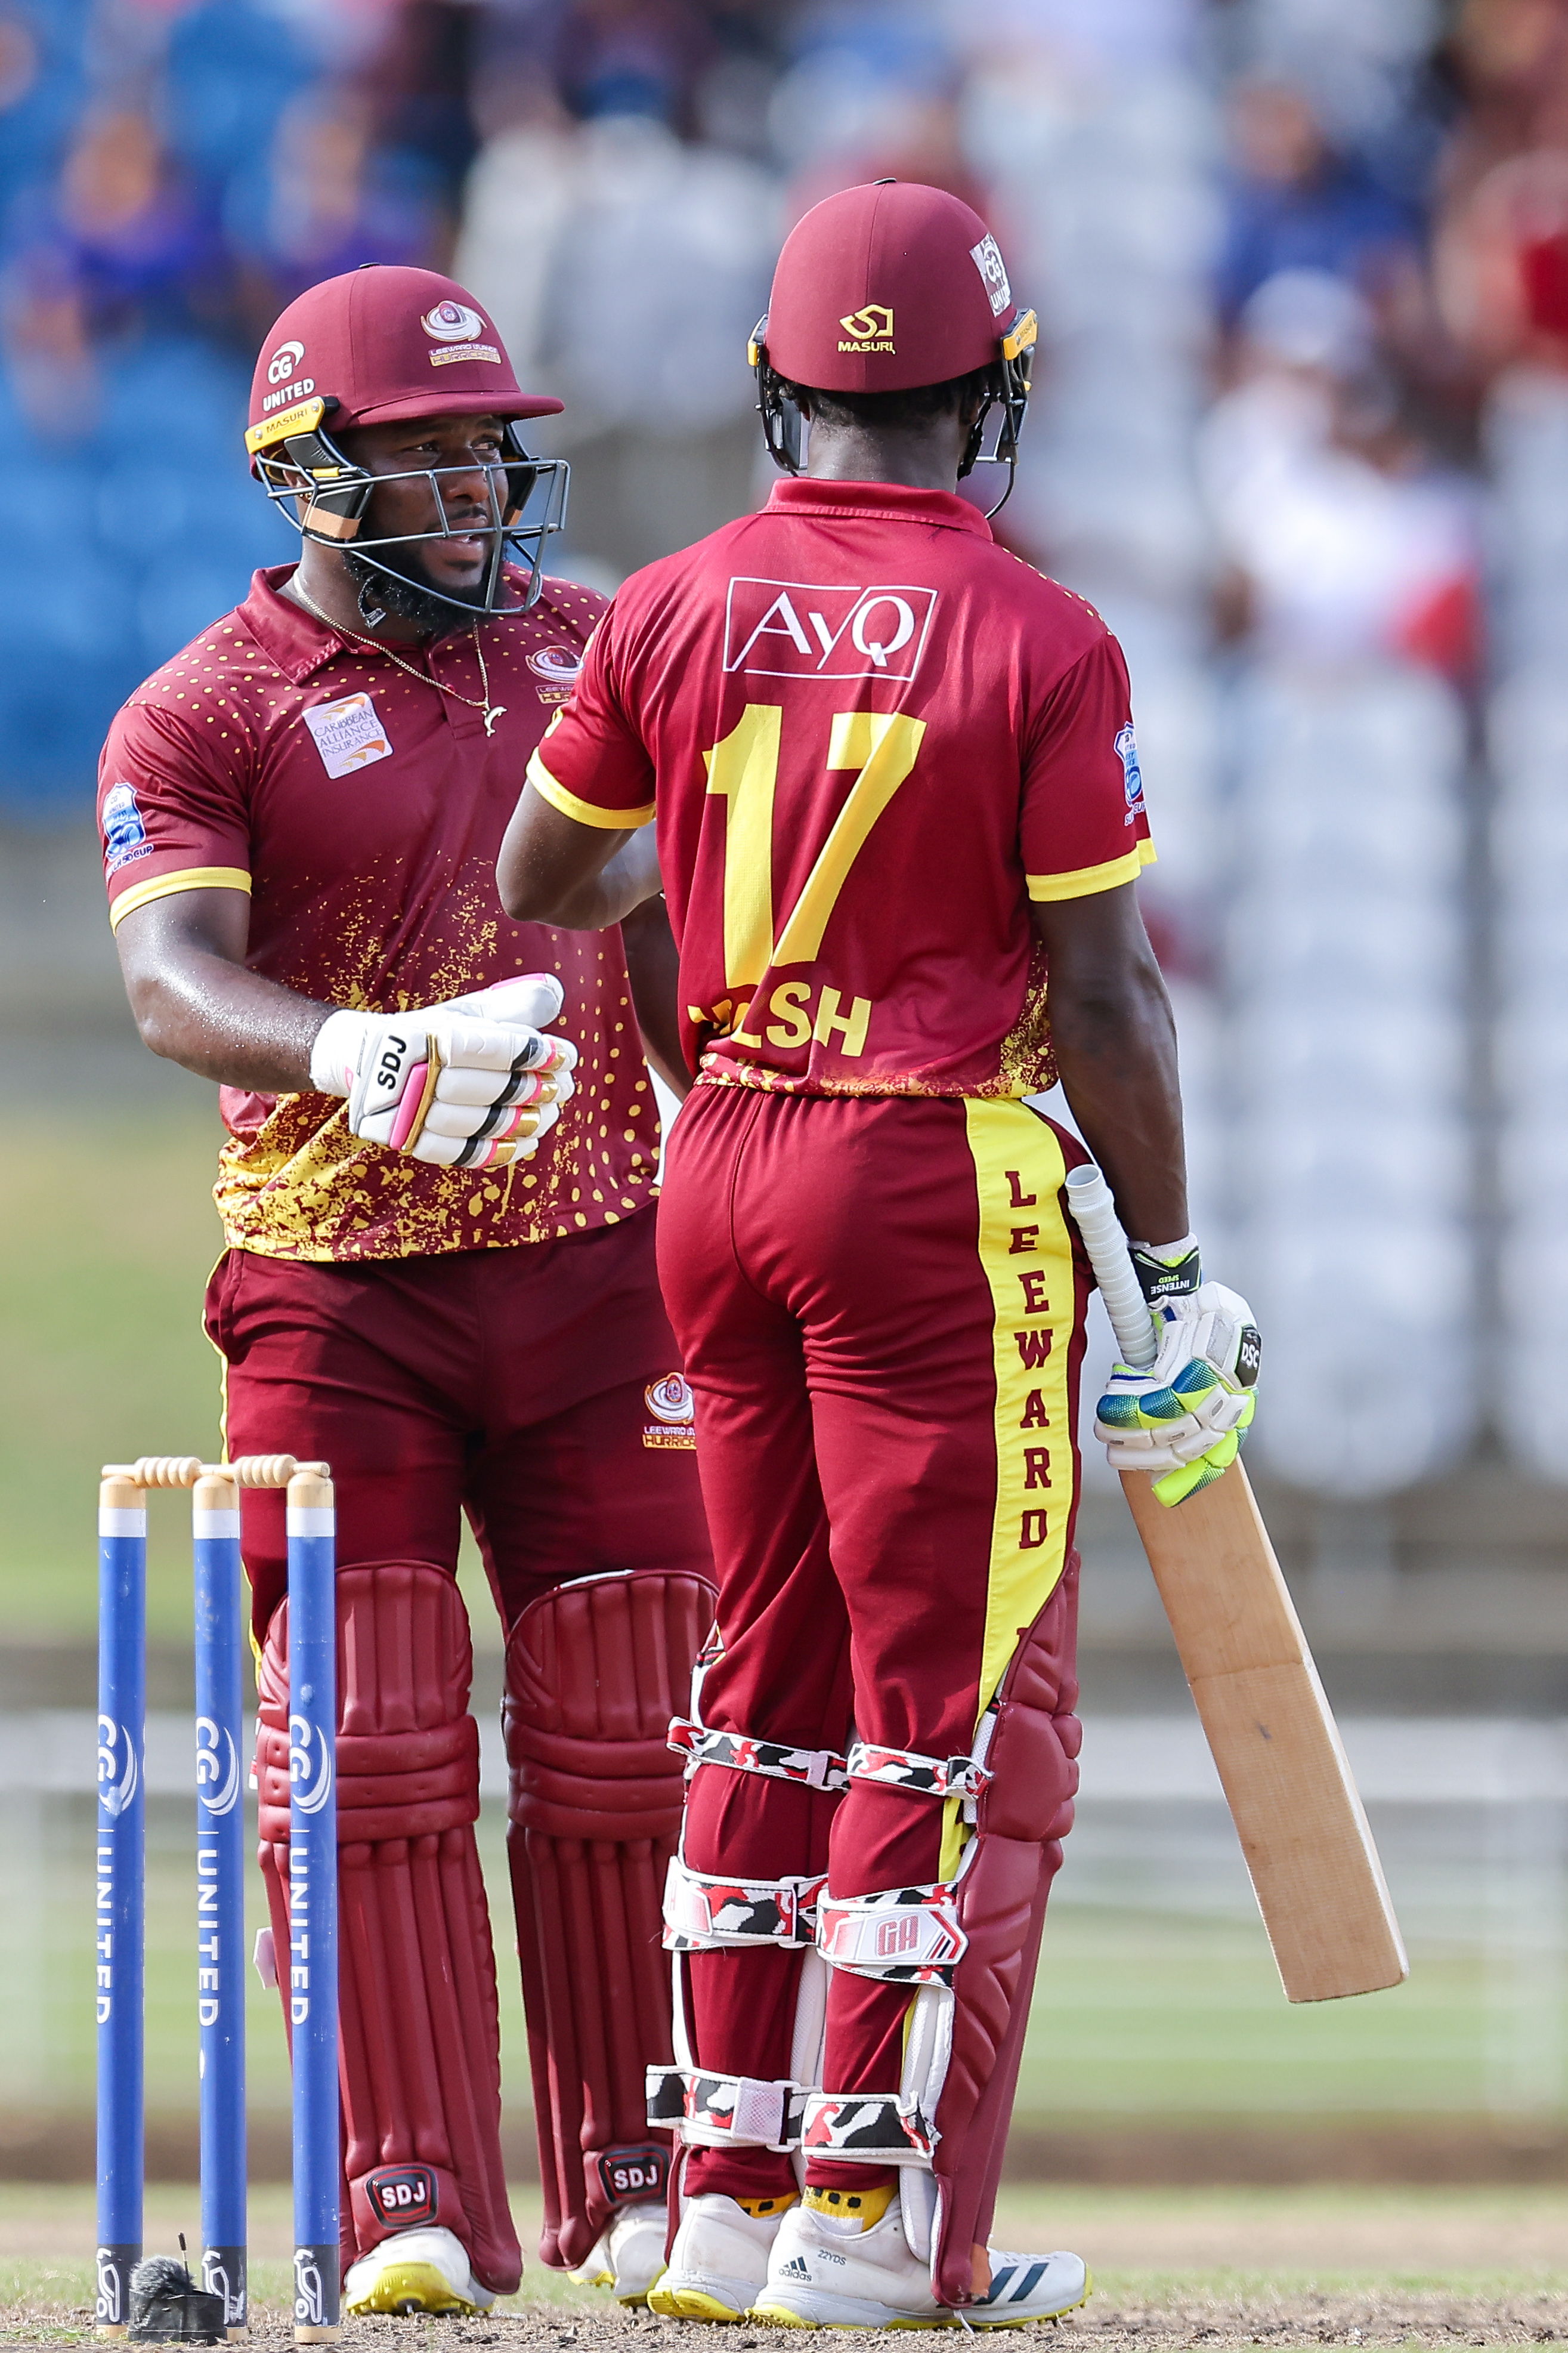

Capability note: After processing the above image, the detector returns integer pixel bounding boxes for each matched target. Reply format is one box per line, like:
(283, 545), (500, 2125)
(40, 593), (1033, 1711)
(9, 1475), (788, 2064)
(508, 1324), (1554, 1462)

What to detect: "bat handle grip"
(1063, 1163), (1158, 1371)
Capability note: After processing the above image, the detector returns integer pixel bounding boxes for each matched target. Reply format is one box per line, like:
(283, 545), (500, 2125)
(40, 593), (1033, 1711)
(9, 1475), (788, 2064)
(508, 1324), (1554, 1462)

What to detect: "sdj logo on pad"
(722, 578), (938, 683)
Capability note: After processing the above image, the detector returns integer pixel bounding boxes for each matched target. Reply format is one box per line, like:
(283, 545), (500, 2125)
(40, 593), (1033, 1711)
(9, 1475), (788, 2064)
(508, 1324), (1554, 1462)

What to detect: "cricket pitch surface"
(3, 2187), (1567, 2348)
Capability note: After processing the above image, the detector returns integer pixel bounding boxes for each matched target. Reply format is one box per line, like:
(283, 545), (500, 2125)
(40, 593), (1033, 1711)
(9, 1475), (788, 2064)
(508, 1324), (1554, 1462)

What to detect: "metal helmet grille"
(255, 421), (570, 617)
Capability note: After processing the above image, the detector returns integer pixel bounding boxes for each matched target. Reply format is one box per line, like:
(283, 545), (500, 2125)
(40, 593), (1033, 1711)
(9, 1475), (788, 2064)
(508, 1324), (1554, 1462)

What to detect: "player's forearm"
(1031, 886), (1187, 1245)
(116, 902), (329, 1094)
(527, 826), (664, 931)
(128, 948), (329, 1091)
(1049, 972), (1187, 1245)
(622, 894), (691, 1097)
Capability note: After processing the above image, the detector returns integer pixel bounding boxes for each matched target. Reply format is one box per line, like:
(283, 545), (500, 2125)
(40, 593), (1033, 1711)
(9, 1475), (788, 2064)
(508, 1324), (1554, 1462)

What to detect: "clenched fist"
(309, 974), (577, 1169)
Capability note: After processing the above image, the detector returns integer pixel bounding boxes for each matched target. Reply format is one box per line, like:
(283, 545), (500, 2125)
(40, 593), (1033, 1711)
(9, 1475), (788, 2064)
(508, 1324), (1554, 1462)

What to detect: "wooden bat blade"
(1119, 1462), (1408, 2004)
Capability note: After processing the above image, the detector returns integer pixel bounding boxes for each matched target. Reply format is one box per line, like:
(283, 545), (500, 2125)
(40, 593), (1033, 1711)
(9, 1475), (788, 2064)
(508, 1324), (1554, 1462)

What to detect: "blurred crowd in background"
(5, 0), (1568, 1506)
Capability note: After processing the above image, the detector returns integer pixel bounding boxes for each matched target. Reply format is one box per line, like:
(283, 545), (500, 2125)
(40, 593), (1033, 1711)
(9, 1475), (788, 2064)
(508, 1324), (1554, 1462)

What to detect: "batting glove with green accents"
(1094, 1240), (1261, 1507)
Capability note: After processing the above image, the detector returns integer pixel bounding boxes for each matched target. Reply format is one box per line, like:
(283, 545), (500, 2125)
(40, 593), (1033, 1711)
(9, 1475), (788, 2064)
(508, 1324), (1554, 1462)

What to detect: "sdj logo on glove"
(310, 974), (577, 1171)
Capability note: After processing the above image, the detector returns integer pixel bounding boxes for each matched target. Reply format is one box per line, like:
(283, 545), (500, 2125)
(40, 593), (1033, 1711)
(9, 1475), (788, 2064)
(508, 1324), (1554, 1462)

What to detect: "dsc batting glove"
(309, 973), (577, 1170)
(1094, 1236), (1262, 1507)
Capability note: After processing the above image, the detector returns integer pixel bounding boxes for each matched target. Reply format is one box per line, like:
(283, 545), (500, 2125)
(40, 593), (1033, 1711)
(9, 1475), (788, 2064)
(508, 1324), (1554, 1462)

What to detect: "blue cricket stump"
(96, 1471), (147, 2335)
(193, 1471), (248, 2335)
(96, 1454), (339, 2346)
(285, 1464), (340, 2342)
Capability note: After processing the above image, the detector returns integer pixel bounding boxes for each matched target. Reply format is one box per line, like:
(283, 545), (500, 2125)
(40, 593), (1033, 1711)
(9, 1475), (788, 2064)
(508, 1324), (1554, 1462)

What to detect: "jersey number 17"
(704, 706), (926, 1004)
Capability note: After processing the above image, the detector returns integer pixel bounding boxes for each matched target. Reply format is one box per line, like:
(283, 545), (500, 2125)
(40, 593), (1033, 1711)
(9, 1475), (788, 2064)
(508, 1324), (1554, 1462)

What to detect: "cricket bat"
(1064, 1163), (1408, 2004)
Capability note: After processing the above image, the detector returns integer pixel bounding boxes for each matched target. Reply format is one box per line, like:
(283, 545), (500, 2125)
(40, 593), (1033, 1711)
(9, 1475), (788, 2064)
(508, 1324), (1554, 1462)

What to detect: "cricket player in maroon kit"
(98, 265), (715, 2317)
(499, 183), (1260, 2328)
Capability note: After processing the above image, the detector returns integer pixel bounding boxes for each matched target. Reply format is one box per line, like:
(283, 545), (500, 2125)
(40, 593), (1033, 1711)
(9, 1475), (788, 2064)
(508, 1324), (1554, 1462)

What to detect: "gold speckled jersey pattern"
(100, 564), (661, 1261)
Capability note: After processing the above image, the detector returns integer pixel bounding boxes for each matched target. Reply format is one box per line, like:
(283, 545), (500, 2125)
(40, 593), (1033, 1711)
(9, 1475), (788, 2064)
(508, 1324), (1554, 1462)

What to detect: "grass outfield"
(3, 2184), (1568, 2345)
(4, 1809), (1487, 2129)
(0, 1111), (225, 1643)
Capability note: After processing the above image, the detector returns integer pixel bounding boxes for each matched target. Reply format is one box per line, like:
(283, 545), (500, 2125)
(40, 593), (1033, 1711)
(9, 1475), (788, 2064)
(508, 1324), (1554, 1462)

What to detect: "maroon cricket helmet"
(749, 180), (1037, 512)
(757, 179), (1026, 396)
(242, 266), (570, 620)
(245, 264), (562, 448)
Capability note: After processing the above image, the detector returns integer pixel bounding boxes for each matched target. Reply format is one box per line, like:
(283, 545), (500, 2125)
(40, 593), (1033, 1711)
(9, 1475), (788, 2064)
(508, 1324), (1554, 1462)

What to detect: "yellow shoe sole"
(748, 2303), (939, 2330)
(646, 2281), (747, 2321)
(618, 2263), (666, 2309)
(344, 2259), (481, 2316)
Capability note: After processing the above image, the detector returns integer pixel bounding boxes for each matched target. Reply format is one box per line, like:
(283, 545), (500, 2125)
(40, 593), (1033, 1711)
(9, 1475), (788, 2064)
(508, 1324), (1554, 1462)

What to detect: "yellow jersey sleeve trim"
(109, 866), (253, 931)
(527, 751), (654, 832)
(1026, 839), (1156, 902)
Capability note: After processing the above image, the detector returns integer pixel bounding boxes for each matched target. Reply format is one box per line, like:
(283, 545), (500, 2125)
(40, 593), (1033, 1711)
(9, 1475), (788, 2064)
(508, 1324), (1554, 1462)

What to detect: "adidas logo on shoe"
(781, 2258), (811, 2281)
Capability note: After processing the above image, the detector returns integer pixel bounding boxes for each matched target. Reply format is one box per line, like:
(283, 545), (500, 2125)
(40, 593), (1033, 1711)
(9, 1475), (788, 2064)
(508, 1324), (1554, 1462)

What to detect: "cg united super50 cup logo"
(195, 1714), (240, 1816)
(98, 1714), (138, 1817)
(723, 578), (939, 683)
(288, 1714), (333, 1814)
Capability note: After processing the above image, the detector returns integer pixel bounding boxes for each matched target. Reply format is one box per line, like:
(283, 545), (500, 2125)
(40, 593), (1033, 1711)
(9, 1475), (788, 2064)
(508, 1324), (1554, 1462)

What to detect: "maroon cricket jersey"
(528, 477), (1153, 1097)
(98, 565), (662, 1260)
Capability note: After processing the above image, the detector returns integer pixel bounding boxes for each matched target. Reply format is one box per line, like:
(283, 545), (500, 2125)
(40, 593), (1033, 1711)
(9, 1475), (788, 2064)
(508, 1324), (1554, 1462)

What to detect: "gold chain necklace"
(289, 577), (508, 737)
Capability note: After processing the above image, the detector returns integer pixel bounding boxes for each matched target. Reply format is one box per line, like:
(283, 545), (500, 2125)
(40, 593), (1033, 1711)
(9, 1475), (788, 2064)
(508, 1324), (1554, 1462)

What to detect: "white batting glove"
(310, 973), (577, 1170)
(1094, 1242), (1261, 1506)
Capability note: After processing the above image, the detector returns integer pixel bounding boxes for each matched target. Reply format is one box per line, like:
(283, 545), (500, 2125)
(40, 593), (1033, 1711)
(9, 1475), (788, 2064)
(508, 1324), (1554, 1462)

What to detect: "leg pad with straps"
(926, 1560), (1080, 2305)
(505, 1567), (715, 2269)
(785, 1563), (1081, 2303)
(256, 1561), (520, 2295)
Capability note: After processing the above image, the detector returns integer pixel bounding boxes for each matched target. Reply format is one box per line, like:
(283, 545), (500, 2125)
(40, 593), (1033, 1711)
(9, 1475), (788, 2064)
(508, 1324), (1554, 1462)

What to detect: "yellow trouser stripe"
(937, 1104), (1075, 1881)
(961, 1099), (1075, 1722)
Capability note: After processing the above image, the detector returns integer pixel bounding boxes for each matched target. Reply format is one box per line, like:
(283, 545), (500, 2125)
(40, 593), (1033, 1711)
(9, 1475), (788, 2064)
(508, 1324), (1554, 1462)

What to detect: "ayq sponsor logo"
(722, 577), (938, 683)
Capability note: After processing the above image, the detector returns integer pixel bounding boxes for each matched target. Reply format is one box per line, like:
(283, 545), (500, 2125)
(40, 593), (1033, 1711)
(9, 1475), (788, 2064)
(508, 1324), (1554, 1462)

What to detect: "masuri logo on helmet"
(837, 303), (895, 352)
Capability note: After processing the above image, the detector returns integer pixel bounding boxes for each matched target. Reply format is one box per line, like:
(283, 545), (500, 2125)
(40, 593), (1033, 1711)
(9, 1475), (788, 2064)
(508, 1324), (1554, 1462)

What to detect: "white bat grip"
(1063, 1163), (1158, 1370)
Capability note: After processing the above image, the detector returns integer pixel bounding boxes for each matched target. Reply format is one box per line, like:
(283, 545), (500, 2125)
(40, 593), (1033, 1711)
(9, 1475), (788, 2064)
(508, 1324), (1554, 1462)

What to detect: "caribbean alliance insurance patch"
(302, 690), (394, 777)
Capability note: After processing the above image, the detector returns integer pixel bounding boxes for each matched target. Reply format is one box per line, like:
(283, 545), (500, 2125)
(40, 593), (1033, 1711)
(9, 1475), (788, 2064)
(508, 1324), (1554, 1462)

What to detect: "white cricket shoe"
(964, 2247), (1091, 2327)
(343, 2223), (496, 2315)
(751, 2195), (945, 2329)
(647, 2191), (792, 2321)
(567, 2200), (669, 2305)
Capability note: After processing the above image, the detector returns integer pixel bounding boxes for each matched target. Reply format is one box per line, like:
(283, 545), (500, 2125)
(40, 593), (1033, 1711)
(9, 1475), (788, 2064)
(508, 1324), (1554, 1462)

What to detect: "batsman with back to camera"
(499, 180), (1263, 2329)
(96, 264), (716, 2318)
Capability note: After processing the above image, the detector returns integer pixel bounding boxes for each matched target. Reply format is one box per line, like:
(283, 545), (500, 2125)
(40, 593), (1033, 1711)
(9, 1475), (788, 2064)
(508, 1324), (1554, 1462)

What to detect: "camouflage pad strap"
(662, 1855), (828, 1950)
(646, 2064), (808, 2151)
(817, 1883), (967, 1984)
(845, 1739), (993, 1803)
(667, 1715), (849, 1792)
(799, 2090), (937, 2168)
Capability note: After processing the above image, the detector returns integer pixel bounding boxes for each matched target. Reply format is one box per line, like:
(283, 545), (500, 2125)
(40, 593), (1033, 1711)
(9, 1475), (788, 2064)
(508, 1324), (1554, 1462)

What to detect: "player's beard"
(344, 540), (495, 639)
